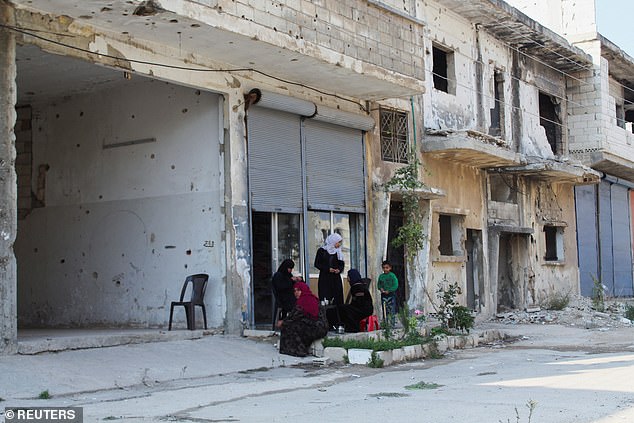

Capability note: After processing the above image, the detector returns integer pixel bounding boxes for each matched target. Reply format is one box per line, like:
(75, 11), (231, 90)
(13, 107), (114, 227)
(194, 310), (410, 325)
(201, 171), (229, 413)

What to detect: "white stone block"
(310, 339), (324, 357)
(348, 348), (373, 365)
(377, 350), (393, 366)
(323, 347), (347, 363)
(403, 345), (417, 360)
(392, 347), (405, 362)
(435, 338), (448, 353)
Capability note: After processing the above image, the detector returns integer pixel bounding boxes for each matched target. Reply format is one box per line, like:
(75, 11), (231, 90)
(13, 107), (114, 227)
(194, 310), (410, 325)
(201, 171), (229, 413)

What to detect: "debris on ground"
(493, 295), (633, 329)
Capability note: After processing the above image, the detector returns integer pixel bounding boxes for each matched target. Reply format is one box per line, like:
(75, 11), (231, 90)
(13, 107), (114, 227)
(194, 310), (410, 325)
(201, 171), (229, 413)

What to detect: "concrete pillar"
(224, 90), (250, 334)
(0, 3), (18, 354)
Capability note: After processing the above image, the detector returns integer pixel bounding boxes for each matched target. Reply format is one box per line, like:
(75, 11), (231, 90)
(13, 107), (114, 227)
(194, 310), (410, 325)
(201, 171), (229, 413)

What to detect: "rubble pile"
(493, 295), (633, 329)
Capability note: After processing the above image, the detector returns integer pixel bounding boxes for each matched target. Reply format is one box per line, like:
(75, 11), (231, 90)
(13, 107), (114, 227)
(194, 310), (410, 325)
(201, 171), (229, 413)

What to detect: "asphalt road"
(3, 323), (634, 422)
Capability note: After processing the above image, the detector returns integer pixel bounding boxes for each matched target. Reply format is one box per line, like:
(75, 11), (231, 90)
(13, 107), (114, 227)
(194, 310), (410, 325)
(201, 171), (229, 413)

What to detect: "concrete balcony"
(570, 125), (634, 182)
(422, 129), (520, 169)
(499, 159), (601, 185)
(10, 0), (425, 100)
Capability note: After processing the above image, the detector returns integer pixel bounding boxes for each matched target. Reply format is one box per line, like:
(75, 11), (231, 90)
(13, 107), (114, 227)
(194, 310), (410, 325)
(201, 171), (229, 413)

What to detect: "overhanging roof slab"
(434, 0), (592, 73)
(423, 131), (520, 169)
(11, 0), (424, 100)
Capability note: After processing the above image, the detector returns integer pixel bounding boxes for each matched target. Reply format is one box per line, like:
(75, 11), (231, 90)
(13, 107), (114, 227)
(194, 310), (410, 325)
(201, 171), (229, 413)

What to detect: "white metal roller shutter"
(247, 107), (303, 212)
(304, 119), (365, 212)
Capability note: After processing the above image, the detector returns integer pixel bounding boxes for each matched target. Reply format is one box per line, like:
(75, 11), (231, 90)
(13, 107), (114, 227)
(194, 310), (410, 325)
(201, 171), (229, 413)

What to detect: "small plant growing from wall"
(591, 274), (606, 312)
(384, 150), (427, 261)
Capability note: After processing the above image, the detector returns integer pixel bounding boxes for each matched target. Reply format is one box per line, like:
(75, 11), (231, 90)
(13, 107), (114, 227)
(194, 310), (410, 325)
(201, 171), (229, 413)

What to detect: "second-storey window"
(539, 92), (562, 155)
(432, 44), (455, 95)
(380, 107), (409, 163)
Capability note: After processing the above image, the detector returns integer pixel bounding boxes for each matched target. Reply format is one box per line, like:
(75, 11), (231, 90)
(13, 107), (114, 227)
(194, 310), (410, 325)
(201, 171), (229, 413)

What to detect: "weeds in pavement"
(499, 400), (537, 423)
(405, 381), (442, 390)
(38, 390), (50, 399)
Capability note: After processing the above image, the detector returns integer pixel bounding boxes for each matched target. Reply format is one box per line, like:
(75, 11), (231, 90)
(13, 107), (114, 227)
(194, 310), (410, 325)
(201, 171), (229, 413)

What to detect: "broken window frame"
(538, 91), (562, 155)
(379, 106), (409, 164)
(543, 224), (565, 262)
(489, 70), (505, 138)
(488, 173), (519, 204)
(432, 43), (456, 95)
(438, 213), (463, 256)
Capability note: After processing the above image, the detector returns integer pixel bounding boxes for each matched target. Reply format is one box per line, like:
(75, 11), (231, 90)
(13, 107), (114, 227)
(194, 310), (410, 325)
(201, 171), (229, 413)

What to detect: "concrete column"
(0, 3), (18, 354)
(224, 90), (250, 334)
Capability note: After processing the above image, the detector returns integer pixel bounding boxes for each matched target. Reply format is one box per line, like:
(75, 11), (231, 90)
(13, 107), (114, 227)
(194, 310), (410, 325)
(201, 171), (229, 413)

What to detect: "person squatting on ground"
(336, 268), (373, 333)
(271, 259), (299, 320)
(314, 233), (345, 306)
(278, 282), (328, 357)
(378, 260), (398, 324)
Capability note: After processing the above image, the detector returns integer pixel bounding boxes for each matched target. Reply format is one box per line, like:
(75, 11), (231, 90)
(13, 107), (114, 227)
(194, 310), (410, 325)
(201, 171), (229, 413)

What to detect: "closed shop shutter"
(247, 107), (303, 212)
(304, 119), (365, 212)
(598, 180), (614, 291)
(610, 183), (633, 296)
(575, 185), (599, 297)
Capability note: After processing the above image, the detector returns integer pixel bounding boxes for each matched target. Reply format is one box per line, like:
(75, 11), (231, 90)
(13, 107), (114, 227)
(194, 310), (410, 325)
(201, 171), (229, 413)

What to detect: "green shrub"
(322, 335), (433, 352)
(451, 305), (474, 333)
(367, 351), (384, 368)
(546, 291), (570, 310)
(38, 390), (50, 399)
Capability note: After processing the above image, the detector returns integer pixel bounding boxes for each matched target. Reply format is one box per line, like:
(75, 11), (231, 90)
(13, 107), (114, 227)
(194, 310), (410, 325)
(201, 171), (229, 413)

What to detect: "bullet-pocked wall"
(15, 77), (226, 328)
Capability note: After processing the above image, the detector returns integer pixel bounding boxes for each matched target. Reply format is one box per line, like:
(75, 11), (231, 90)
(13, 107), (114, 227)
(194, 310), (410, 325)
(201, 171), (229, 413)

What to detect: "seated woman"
(278, 282), (328, 357)
(336, 269), (374, 333)
(271, 259), (298, 319)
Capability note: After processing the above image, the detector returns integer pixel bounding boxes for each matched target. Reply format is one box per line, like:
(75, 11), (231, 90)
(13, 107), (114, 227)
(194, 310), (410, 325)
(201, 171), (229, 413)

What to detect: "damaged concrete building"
(0, 0), (616, 354)
(505, 0), (634, 298)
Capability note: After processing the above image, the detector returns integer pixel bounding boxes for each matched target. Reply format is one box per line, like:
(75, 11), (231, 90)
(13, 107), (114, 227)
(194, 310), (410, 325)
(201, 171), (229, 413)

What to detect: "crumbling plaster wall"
(364, 95), (434, 313)
(530, 181), (580, 302)
(11, 7), (255, 333)
(421, 1), (477, 130)
(0, 2), (18, 353)
(516, 58), (566, 158)
(15, 78), (226, 328)
(421, 0), (518, 143)
(424, 158), (488, 310)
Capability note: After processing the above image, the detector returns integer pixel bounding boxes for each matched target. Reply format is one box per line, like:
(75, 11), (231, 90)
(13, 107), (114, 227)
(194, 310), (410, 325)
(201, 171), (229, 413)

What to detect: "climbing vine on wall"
(384, 151), (427, 262)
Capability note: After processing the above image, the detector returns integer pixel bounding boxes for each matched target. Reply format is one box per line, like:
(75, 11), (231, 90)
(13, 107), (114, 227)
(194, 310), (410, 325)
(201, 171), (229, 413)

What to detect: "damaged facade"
(0, 0), (621, 354)
(506, 0), (634, 298)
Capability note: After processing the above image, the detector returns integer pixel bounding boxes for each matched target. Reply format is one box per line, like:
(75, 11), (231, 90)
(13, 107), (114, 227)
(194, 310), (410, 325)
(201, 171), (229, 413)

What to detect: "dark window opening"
(625, 109), (634, 134)
(544, 226), (559, 261)
(489, 71), (505, 137)
(380, 107), (409, 163)
(439, 214), (453, 256)
(616, 103), (625, 129)
(432, 45), (454, 94)
(539, 92), (561, 155)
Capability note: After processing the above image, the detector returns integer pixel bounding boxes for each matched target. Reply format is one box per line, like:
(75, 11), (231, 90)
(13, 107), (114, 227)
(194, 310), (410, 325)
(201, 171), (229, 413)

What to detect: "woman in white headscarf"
(314, 233), (345, 306)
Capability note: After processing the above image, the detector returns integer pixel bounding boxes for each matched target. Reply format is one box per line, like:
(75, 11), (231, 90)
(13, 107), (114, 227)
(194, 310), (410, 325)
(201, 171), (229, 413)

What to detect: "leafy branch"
(384, 152), (427, 261)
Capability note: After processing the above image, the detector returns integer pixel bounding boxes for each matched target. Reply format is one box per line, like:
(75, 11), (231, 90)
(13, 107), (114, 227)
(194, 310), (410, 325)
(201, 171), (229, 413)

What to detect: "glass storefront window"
(276, 213), (302, 274)
(307, 210), (365, 278)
